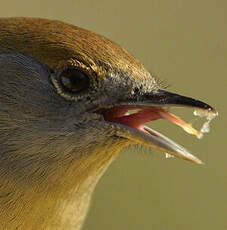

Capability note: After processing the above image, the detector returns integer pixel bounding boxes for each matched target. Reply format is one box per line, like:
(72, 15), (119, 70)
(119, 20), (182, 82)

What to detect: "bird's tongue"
(105, 106), (201, 138)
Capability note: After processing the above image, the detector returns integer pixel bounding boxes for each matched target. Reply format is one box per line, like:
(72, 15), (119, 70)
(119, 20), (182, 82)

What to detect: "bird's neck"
(0, 140), (130, 230)
(0, 157), (111, 230)
(45, 162), (112, 230)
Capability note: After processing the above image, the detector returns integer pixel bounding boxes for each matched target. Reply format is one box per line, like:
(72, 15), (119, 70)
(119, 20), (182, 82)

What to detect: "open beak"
(104, 90), (217, 164)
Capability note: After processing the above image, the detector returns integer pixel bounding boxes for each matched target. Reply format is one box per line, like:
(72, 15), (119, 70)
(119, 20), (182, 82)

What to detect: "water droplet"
(193, 108), (218, 139)
(165, 153), (175, 159)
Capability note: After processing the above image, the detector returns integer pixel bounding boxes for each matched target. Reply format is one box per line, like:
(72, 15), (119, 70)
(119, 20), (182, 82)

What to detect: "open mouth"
(103, 90), (217, 164)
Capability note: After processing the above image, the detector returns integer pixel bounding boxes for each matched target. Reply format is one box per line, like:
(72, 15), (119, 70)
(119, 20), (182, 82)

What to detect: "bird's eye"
(59, 68), (90, 93)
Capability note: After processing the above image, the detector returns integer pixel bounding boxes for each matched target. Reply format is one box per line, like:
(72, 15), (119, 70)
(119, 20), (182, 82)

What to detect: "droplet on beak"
(193, 108), (218, 138)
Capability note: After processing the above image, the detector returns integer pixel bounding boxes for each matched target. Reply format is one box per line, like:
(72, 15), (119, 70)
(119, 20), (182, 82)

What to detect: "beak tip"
(196, 159), (204, 165)
(189, 156), (204, 165)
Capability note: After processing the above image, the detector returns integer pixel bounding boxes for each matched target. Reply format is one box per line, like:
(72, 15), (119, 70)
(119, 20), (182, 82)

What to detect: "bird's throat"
(0, 139), (129, 230)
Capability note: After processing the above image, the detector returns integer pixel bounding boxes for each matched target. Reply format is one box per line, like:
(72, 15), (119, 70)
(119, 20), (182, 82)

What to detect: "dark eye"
(59, 68), (90, 93)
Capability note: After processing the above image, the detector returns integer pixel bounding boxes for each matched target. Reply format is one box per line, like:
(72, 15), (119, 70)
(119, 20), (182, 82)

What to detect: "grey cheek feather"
(0, 53), (115, 183)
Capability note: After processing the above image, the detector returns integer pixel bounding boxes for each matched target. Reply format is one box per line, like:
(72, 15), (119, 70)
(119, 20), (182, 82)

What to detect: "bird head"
(0, 18), (217, 183)
(0, 17), (218, 230)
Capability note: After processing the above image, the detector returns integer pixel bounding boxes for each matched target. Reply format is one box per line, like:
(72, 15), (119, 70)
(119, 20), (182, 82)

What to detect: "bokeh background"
(1, 1), (226, 229)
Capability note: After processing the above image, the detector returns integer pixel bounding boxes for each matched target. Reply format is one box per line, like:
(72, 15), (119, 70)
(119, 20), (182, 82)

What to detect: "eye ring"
(59, 68), (90, 94)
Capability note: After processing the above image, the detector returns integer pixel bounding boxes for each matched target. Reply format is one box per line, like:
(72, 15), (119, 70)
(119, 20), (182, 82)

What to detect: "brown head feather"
(0, 17), (152, 82)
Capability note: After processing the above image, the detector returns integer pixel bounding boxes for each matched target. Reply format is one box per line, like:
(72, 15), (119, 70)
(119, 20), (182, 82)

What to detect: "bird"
(0, 17), (217, 230)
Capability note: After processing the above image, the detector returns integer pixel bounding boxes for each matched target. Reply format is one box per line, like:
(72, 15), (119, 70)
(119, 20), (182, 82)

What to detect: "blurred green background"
(1, 0), (226, 229)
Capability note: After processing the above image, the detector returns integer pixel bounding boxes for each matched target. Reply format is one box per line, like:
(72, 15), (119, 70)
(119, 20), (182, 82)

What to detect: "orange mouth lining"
(104, 106), (217, 138)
